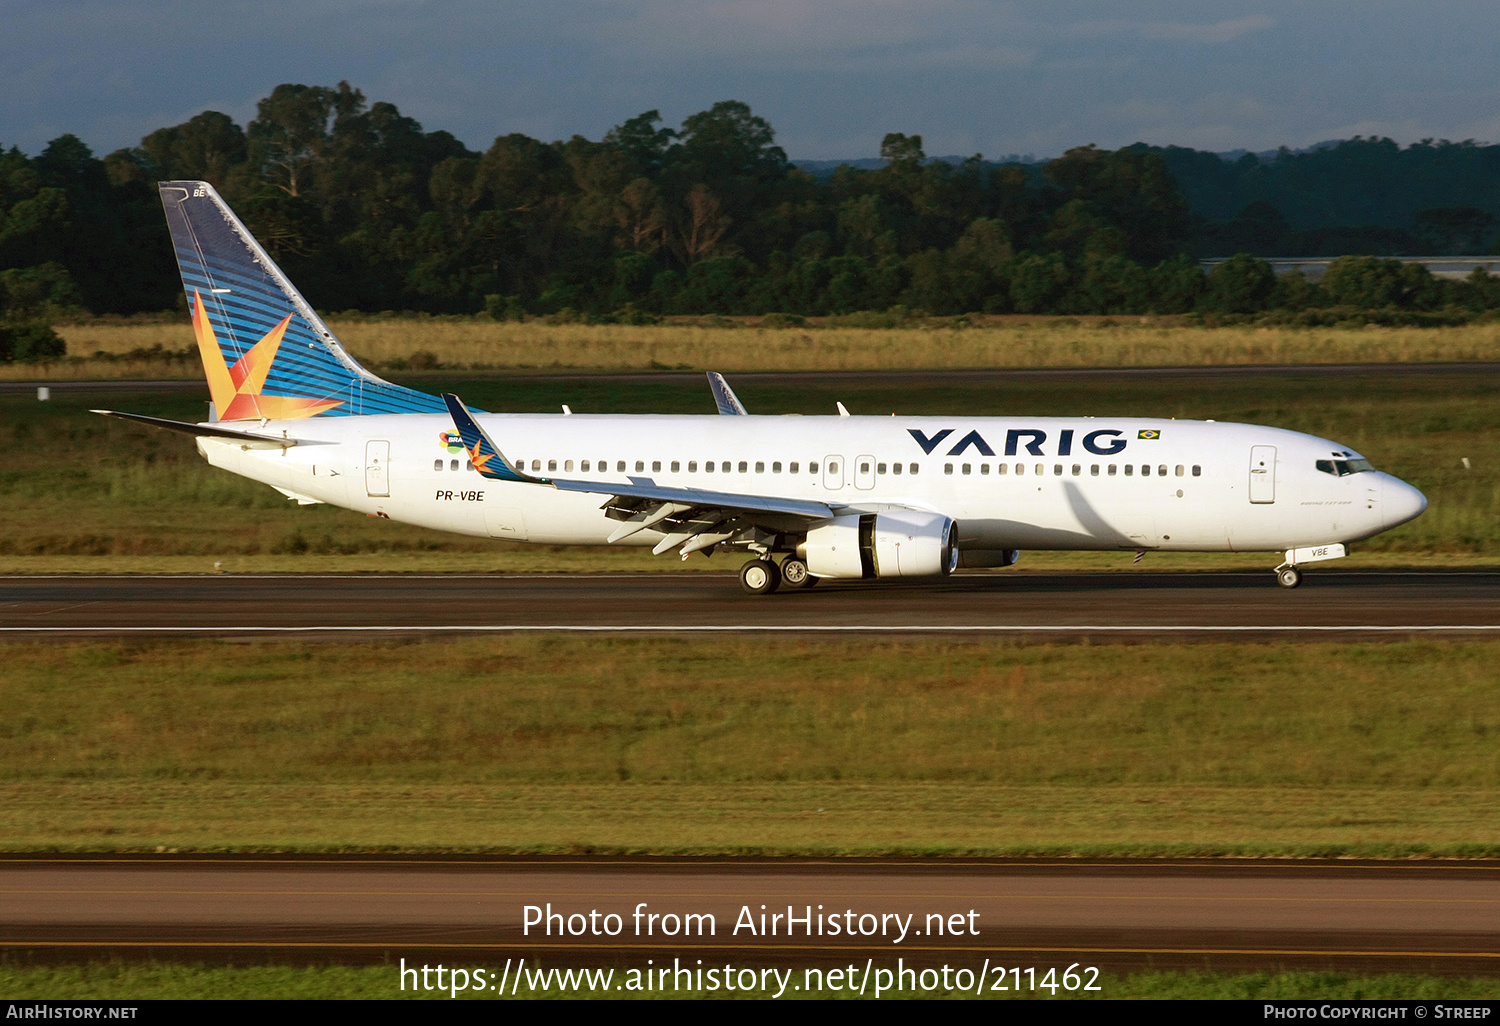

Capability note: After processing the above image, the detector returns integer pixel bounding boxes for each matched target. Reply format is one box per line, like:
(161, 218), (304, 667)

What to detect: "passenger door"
(854, 454), (876, 490)
(365, 440), (390, 497)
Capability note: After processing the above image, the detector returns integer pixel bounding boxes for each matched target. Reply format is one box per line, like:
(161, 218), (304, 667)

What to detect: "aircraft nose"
(1383, 476), (1428, 530)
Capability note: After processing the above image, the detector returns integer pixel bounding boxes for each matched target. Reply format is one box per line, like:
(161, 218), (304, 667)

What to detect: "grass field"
(3, 635), (1497, 855)
(1, 965), (1495, 1000)
(2, 366), (1497, 571)
(4, 317), (1498, 381)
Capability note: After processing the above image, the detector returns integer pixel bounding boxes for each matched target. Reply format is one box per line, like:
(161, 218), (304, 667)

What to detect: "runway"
(2, 571), (1499, 638)
(2, 857), (1497, 975)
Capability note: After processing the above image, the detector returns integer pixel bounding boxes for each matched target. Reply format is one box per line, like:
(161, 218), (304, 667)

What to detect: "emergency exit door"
(823, 455), (845, 490)
(1249, 445), (1276, 503)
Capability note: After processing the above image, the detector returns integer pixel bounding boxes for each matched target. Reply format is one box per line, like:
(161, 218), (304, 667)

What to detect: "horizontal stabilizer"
(91, 410), (321, 449)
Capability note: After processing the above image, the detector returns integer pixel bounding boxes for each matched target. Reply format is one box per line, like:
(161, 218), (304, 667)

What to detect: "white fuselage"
(196, 412), (1427, 557)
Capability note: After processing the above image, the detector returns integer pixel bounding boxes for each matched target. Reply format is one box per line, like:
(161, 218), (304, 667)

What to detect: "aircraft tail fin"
(158, 181), (448, 420)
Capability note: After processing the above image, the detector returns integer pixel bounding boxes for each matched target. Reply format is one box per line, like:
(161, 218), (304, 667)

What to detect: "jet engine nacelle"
(801, 511), (958, 579)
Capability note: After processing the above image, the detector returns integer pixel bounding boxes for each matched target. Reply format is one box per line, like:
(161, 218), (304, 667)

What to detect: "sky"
(4, 0), (1499, 161)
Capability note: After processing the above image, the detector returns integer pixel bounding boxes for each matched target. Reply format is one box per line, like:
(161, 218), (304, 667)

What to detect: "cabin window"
(877, 463), (887, 475)
(705, 461), (714, 473)
(1090, 465), (1099, 476)
(909, 463), (919, 475)
(635, 460), (645, 472)
(961, 463), (971, 475)
(892, 463), (902, 475)
(671, 461), (680, 472)
(1015, 464), (1024, 476)
(772, 461), (782, 473)
(1053, 465), (1063, 476)
(1071, 464), (1081, 476)
(433, 459), (443, 471)
(1140, 465), (1150, 477)
(809, 462), (818, 474)
(617, 461), (626, 472)
(1035, 464), (1044, 476)
(1124, 464), (1133, 476)
(1108, 464), (1117, 476)
(688, 461), (698, 472)
(1192, 465), (1201, 477)
(581, 460), (590, 472)
(945, 463), (954, 475)
(738, 461), (747, 473)
(997, 463), (1007, 475)
(789, 462), (799, 474)
(1175, 465), (1184, 477)
(564, 460), (573, 472)
(1158, 465), (1168, 477)
(860, 461), (871, 475)
(980, 463), (990, 475)
(467, 461), (474, 472)
(652, 461), (661, 472)
(548, 460), (557, 472)
(755, 461), (765, 473)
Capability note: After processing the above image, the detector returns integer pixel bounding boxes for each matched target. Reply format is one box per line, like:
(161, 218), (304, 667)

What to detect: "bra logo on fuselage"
(908, 428), (1128, 457)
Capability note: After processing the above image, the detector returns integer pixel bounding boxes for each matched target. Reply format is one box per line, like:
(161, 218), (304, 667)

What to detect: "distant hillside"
(798, 138), (1500, 256)
(792, 153), (1045, 176)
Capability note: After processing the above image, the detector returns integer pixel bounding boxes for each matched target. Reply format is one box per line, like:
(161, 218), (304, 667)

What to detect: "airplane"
(94, 181), (1428, 594)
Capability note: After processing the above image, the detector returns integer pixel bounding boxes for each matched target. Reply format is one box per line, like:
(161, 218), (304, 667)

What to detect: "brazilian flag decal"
(1138, 429), (1161, 440)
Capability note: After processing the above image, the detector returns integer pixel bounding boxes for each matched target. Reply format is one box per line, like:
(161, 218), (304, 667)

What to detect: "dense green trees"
(2, 82), (1500, 353)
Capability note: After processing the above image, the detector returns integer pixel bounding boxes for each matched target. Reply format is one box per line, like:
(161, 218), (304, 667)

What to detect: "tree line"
(4, 82), (1500, 360)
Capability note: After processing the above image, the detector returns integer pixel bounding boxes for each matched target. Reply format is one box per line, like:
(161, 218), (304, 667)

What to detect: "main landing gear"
(739, 559), (780, 594)
(778, 557), (816, 590)
(739, 557), (819, 594)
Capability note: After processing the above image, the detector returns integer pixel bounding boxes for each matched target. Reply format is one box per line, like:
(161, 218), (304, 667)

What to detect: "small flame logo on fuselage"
(192, 288), (343, 420)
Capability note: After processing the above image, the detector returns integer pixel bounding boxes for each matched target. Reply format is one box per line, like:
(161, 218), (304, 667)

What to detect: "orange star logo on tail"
(192, 289), (343, 420)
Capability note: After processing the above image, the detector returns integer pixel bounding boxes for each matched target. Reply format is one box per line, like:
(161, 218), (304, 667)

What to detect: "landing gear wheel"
(779, 557), (813, 589)
(1276, 566), (1303, 589)
(740, 559), (781, 595)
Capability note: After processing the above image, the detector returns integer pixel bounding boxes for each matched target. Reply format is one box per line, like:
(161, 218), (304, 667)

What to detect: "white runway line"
(2, 625), (1498, 634)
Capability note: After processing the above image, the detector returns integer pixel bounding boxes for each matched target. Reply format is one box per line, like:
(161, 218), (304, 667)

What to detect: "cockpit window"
(1315, 458), (1375, 477)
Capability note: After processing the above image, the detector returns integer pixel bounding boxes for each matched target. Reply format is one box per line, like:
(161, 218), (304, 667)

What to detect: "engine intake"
(801, 512), (957, 579)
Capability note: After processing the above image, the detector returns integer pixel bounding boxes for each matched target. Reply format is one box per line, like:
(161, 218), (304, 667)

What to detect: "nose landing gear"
(1275, 565), (1303, 589)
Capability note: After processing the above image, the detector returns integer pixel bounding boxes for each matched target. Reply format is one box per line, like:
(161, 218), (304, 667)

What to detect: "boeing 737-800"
(96, 182), (1428, 593)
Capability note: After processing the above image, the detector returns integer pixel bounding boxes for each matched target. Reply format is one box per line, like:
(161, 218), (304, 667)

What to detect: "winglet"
(442, 393), (541, 483)
(707, 372), (748, 415)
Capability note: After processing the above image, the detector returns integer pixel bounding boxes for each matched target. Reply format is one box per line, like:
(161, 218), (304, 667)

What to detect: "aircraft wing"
(707, 372), (748, 415)
(444, 392), (834, 556)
